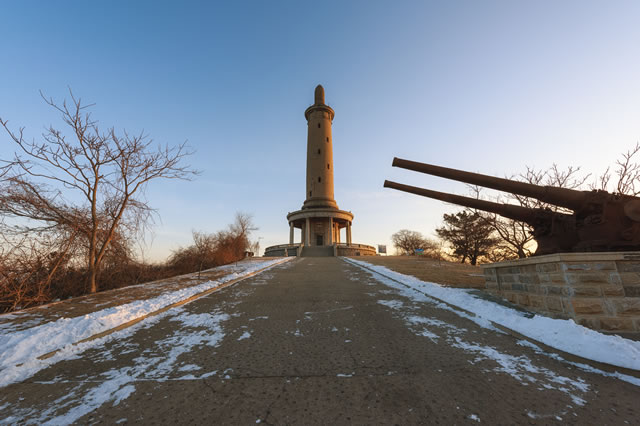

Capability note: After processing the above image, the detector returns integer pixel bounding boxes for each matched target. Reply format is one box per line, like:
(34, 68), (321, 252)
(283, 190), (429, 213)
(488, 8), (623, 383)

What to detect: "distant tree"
(391, 229), (437, 256)
(468, 163), (588, 259)
(0, 90), (198, 293)
(435, 210), (499, 265)
(592, 142), (640, 195)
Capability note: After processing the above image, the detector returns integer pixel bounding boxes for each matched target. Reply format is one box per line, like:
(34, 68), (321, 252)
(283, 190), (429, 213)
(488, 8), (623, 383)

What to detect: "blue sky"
(2, 1), (640, 259)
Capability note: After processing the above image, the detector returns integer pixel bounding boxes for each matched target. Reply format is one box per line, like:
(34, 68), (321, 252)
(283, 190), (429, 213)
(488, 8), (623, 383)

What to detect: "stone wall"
(336, 243), (377, 256)
(263, 244), (300, 257)
(482, 252), (640, 334)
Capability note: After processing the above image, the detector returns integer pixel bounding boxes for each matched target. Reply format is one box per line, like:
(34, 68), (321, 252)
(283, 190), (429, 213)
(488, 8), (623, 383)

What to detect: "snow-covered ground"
(0, 257), (291, 388)
(344, 258), (640, 374)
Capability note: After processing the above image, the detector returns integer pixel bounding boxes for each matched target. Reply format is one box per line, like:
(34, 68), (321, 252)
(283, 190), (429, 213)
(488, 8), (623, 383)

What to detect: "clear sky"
(2, 1), (640, 260)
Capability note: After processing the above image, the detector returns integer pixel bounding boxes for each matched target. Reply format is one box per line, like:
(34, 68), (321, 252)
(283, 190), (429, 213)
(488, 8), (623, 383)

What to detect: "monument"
(385, 157), (640, 334)
(264, 86), (376, 257)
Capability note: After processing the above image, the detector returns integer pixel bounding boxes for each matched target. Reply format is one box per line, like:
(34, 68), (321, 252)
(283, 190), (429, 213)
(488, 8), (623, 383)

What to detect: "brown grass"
(353, 255), (486, 289)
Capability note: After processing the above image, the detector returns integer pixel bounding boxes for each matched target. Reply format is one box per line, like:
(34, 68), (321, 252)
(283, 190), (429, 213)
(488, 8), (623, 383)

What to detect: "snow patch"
(345, 258), (640, 372)
(0, 258), (288, 388)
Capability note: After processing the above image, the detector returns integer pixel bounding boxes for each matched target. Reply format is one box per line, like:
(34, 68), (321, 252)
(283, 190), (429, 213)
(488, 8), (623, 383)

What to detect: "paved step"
(301, 245), (335, 257)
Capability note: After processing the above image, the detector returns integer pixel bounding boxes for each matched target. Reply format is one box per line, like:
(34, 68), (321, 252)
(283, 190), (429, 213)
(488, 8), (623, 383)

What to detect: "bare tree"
(391, 229), (438, 256)
(470, 164), (588, 259)
(0, 90), (198, 293)
(592, 142), (640, 195)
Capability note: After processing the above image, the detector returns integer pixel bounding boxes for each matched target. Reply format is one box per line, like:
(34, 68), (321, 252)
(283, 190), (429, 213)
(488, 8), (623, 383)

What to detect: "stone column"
(289, 222), (294, 244)
(305, 218), (310, 246)
(347, 221), (352, 245)
(328, 217), (333, 245)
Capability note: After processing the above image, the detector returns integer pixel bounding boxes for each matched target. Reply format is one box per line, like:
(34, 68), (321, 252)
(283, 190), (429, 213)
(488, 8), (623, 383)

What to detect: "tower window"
(327, 163), (330, 169)
(326, 137), (329, 142)
(309, 191), (312, 197)
(318, 177), (322, 183)
(317, 123), (321, 128)
(317, 149), (321, 154)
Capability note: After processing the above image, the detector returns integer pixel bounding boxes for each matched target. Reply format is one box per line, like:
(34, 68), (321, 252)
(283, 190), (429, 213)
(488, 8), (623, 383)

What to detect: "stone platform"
(264, 243), (376, 257)
(482, 252), (640, 334)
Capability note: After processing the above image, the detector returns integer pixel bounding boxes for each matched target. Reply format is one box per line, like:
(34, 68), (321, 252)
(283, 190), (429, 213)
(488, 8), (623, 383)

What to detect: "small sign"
(378, 245), (387, 254)
(414, 248), (424, 255)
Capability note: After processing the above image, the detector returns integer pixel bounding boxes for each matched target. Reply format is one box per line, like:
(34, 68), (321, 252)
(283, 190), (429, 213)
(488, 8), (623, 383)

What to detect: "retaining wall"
(482, 252), (640, 334)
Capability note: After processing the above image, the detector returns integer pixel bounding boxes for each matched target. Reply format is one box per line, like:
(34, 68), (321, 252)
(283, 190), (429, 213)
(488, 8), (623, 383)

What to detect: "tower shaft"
(303, 85), (338, 209)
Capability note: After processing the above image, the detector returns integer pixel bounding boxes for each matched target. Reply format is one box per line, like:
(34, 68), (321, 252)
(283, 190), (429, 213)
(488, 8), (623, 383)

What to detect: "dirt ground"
(356, 255), (486, 288)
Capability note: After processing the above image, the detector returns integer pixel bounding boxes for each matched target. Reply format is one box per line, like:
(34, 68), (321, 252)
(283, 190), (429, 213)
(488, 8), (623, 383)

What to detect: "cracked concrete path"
(1, 257), (639, 424)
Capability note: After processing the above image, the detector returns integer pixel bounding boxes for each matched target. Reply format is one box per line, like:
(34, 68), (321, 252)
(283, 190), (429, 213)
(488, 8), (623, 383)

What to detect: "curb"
(342, 257), (640, 379)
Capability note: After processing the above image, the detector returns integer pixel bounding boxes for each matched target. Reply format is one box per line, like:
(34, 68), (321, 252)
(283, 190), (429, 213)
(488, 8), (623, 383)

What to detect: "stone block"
(498, 274), (515, 283)
(525, 284), (540, 294)
(499, 282), (512, 291)
(576, 317), (601, 329)
(528, 295), (544, 309)
(484, 268), (497, 277)
(511, 283), (525, 292)
(520, 265), (538, 274)
(571, 299), (604, 315)
(536, 263), (558, 273)
(624, 286), (640, 297)
(547, 273), (567, 285)
(517, 294), (530, 306)
(538, 273), (551, 284)
(543, 285), (564, 296)
(602, 285), (625, 297)
(563, 261), (616, 271)
(615, 261), (640, 272)
(608, 273), (622, 285)
(611, 299), (640, 316)
(485, 282), (499, 291)
(545, 296), (564, 312)
(520, 274), (540, 285)
(618, 273), (640, 285)
(599, 318), (634, 332)
(505, 292), (518, 304)
(570, 287), (602, 297)
(565, 272), (609, 285)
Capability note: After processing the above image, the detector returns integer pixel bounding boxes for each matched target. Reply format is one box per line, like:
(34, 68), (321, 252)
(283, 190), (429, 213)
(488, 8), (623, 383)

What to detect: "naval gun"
(385, 157), (640, 255)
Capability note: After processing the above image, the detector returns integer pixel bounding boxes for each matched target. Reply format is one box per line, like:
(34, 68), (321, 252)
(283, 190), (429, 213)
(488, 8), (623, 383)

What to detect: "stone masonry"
(482, 252), (640, 334)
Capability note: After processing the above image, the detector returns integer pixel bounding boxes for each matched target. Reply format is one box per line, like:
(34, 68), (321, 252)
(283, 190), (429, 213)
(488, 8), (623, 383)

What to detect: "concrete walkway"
(1, 258), (639, 424)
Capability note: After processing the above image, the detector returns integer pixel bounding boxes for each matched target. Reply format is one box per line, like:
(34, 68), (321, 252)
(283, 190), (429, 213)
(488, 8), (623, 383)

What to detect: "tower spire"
(314, 84), (325, 105)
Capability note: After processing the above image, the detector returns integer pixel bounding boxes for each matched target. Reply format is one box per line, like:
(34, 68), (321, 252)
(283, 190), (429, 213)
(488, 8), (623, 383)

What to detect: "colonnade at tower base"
(264, 242), (376, 257)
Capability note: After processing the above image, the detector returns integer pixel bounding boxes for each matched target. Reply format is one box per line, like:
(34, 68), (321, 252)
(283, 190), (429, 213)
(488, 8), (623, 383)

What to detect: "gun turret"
(386, 157), (640, 254)
(384, 180), (578, 254)
(392, 157), (589, 211)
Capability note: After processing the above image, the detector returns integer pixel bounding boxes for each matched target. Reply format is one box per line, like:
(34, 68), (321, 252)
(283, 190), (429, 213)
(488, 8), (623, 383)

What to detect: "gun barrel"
(384, 180), (550, 224)
(392, 157), (587, 211)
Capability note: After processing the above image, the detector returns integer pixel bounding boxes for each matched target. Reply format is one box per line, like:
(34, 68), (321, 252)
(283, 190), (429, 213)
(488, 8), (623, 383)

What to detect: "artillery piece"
(384, 157), (640, 255)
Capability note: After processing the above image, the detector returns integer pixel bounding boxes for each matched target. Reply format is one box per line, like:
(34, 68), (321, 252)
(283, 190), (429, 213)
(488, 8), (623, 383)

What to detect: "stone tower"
(303, 85), (338, 209)
(264, 85), (376, 257)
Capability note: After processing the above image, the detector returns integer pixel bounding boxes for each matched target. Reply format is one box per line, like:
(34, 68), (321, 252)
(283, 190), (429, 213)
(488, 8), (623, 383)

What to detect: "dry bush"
(168, 213), (256, 276)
